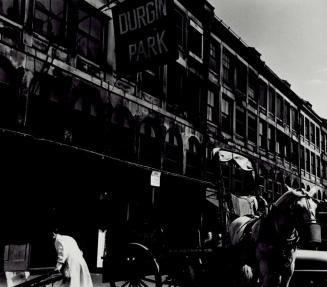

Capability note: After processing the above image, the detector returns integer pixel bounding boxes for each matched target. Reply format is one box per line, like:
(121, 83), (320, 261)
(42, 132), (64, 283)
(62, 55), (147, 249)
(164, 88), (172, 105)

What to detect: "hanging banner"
(112, 0), (177, 75)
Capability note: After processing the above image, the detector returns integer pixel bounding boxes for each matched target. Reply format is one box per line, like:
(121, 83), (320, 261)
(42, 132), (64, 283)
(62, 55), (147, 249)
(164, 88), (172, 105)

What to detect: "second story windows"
(259, 80), (267, 112)
(0, 0), (23, 23)
(207, 89), (217, 124)
(188, 20), (203, 61)
(248, 70), (258, 109)
(34, 0), (67, 43)
(268, 86), (275, 117)
(247, 112), (257, 144)
(77, 5), (105, 63)
(222, 49), (233, 87)
(209, 40), (220, 73)
(236, 61), (246, 93)
(221, 95), (232, 134)
(276, 94), (283, 123)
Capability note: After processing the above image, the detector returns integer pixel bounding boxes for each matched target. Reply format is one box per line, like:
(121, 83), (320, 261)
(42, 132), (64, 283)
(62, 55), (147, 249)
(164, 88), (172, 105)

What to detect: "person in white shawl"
(52, 231), (93, 287)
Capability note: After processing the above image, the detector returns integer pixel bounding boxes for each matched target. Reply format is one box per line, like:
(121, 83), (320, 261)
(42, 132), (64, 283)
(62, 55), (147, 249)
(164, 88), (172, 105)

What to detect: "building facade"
(0, 0), (326, 273)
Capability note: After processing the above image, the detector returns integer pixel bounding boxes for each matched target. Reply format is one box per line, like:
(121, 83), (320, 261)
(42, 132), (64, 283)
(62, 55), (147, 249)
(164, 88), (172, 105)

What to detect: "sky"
(209, 0), (327, 119)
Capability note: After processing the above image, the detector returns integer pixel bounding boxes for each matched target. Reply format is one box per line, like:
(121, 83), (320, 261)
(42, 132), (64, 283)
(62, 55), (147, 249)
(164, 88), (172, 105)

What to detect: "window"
(236, 106), (246, 137)
(167, 63), (186, 109)
(209, 41), (220, 72)
(306, 149), (310, 173)
(248, 71), (258, 109)
(221, 96), (232, 134)
(34, 0), (66, 42)
(186, 137), (201, 178)
(222, 49), (233, 86)
(259, 80), (267, 111)
(300, 146), (305, 170)
(311, 152), (316, 176)
(248, 112), (257, 144)
(291, 107), (298, 131)
(284, 136), (290, 162)
(77, 5), (105, 63)
(0, 0), (23, 22)
(207, 89), (217, 123)
(185, 73), (202, 123)
(268, 125), (275, 153)
(300, 114), (304, 136)
(259, 120), (267, 149)
(284, 101), (290, 126)
(188, 20), (203, 60)
(317, 156), (321, 177)
(236, 61), (246, 93)
(138, 120), (160, 168)
(141, 67), (161, 98)
(175, 9), (185, 48)
(268, 86), (275, 116)
(163, 129), (183, 173)
(305, 118), (310, 140)
(276, 94), (283, 121)
(316, 126), (320, 148)
(276, 131), (284, 157)
(310, 122), (315, 143)
(322, 133), (326, 153)
(291, 140), (298, 166)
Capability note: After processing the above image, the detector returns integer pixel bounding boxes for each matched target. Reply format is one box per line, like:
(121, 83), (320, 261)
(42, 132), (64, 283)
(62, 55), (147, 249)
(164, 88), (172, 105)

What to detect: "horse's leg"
(280, 254), (296, 287)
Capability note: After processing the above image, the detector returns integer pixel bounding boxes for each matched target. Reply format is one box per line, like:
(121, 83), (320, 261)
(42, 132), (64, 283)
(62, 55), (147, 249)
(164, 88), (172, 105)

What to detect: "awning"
(212, 148), (254, 171)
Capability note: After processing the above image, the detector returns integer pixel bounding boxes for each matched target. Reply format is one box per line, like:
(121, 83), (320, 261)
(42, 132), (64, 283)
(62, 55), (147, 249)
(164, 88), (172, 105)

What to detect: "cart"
(102, 148), (256, 287)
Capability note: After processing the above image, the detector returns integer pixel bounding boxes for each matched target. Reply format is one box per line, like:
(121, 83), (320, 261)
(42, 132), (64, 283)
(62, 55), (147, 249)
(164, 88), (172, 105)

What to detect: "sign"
(150, 171), (161, 187)
(112, 0), (177, 75)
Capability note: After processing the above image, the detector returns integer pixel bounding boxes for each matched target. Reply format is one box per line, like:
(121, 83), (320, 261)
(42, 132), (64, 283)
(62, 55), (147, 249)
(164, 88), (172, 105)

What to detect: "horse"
(227, 185), (320, 287)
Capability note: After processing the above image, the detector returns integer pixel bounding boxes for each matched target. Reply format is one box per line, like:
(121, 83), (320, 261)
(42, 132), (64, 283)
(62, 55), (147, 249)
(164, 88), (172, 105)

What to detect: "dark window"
(300, 146), (304, 170)
(221, 95), (232, 134)
(0, 0), (23, 22)
(268, 125), (275, 153)
(306, 149), (310, 172)
(268, 86), (275, 116)
(259, 80), (267, 111)
(141, 67), (161, 98)
(186, 137), (201, 178)
(311, 152), (316, 175)
(259, 120), (267, 150)
(276, 94), (283, 121)
(322, 133), (326, 153)
(163, 129), (183, 173)
(138, 121), (160, 168)
(236, 61), (246, 93)
(34, 0), (66, 42)
(209, 41), (220, 72)
(310, 122), (315, 143)
(222, 49), (233, 87)
(248, 71), (258, 109)
(316, 126), (320, 148)
(300, 114), (304, 136)
(167, 63), (186, 111)
(248, 112), (257, 144)
(276, 131), (284, 157)
(77, 5), (105, 63)
(305, 118), (310, 140)
(207, 89), (217, 124)
(284, 101), (290, 126)
(236, 106), (246, 137)
(185, 73), (202, 124)
(174, 9), (185, 48)
(291, 107), (298, 131)
(284, 136), (290, 161)
(317, 156), (321, 177)
(188, 22), (202, 59)
(291, 140), (298, 166)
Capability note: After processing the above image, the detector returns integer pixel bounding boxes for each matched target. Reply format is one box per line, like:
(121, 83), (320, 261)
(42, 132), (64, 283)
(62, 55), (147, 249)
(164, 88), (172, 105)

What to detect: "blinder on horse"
(291, 192), (321, 245)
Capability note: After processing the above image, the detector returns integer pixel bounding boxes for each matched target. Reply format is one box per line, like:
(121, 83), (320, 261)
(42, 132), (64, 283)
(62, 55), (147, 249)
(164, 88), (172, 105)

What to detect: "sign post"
(112, 0), (177, 75)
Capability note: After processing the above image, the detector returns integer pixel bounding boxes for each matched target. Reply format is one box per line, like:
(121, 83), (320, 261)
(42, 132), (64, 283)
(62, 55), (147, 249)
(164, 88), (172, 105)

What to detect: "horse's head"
(276, 185), (321, 244)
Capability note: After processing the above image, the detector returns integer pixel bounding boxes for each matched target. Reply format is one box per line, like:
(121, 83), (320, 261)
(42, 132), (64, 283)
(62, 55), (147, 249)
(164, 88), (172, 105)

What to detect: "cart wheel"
(109, 242), (161, 287)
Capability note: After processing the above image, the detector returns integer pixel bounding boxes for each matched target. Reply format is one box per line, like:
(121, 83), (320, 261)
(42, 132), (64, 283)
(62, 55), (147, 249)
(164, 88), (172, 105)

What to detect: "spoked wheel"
(109, 242), (162, 287)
